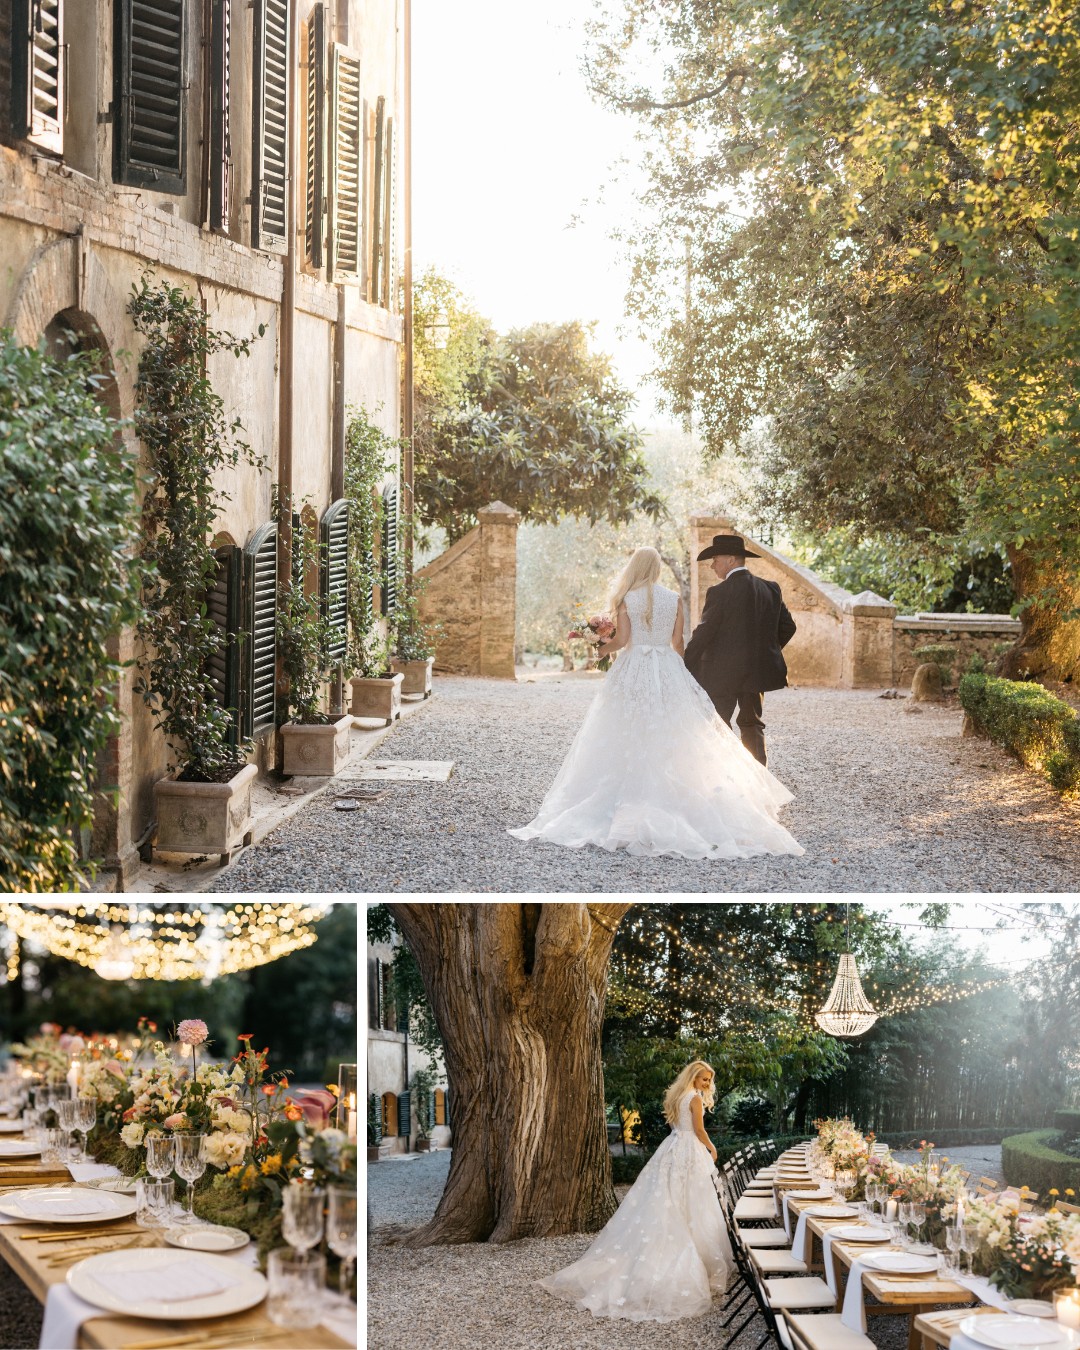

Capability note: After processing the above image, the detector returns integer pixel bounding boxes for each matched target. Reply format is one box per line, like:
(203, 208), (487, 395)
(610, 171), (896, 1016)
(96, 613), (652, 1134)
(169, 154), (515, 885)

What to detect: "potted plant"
(391, 576), (438, 699)
(367, 1093), (382, 1163)
(409, 1068), (436, 1152)
(344, 407), (404, 725)
(129, 277), (263, 861)
(278, 499), (352, 776)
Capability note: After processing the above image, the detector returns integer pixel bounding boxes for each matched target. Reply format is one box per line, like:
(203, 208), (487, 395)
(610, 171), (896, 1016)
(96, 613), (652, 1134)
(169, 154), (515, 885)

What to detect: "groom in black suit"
(684, 534), (796, 766)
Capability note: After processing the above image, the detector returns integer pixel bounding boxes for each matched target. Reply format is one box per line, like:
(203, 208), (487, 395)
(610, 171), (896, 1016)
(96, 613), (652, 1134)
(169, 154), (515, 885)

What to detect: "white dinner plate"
(805, 1204), (858, 1218)
(68, 1249), (268, 1320)
(1007, 1303), (1057, 1320)
(829, 1224), (891, 1242)
(862, 1251), (937, 1274)
(84, 1177), (138, 1195)
(163, 1225), (251, 1253)
(790, 1189), (831, 1198)
(0, 1139), (39, 1157)
(0, 1185), (136, 1223)
(0, 1121), (26, 1134)
(959, 1316), (1074, 1350)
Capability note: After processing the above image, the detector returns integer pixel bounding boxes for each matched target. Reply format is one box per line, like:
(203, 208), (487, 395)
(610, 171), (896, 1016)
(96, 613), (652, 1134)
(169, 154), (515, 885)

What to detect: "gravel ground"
(890, 1145), (1003, 1183)
(212, 675), (1080, 893)
(0, 1259), (43, 1349)
(368, 1152), (917, 1350)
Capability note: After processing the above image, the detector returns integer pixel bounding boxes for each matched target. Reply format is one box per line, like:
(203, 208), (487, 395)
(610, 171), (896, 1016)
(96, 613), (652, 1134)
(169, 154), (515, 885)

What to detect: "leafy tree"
(0, 332), (142, 892)
(592, 0), (1080, 679)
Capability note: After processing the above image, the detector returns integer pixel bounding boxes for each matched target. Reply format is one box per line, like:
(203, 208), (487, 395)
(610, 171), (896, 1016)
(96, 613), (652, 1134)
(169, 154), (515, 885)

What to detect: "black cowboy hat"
(696, 533), (760, 561)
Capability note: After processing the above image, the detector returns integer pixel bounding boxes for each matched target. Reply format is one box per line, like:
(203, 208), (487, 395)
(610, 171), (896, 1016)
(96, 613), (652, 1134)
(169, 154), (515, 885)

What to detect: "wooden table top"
(914, 1307), (1003, 1347)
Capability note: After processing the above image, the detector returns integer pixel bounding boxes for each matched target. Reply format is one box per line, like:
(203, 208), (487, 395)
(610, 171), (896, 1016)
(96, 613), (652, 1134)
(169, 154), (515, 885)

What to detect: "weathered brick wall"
(893, 617), (1021, 688)
(417, 502), (519, 679)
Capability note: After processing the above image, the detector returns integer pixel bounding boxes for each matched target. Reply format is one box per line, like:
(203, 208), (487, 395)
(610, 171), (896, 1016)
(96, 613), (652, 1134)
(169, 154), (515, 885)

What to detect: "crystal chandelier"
(815, 905), (879, 1038)
(0, 901), (330, 982)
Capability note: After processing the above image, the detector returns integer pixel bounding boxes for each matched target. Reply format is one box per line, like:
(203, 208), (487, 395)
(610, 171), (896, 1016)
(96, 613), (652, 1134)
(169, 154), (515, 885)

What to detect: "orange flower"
(284, 1103), (302, 1122)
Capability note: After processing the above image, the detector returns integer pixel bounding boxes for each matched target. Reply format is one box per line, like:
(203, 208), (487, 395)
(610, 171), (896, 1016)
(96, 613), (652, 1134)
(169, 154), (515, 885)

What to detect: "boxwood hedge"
(1053, 1110), (1080, 1137)
(1001, 1129), (1080, 1196)
(959, 673), (1080, 797)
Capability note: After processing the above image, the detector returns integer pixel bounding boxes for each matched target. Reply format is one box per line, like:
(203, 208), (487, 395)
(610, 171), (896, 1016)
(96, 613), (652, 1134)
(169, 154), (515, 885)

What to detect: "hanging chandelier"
(0, 901), (331, 982)
(815, 905), (879, 1038)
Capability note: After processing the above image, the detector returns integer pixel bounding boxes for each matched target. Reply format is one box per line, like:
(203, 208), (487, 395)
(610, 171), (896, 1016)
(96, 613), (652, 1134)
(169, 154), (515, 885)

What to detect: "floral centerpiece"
(813, 1116), (879, 1198)
(10, 1023), (71, 1081)
(963, 1193), (1080, 1297)
(872, 1141), (967, 1249)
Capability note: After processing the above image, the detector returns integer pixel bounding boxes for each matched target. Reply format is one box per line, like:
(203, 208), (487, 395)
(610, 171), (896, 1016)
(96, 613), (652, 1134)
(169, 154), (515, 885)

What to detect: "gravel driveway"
(211, 674), (1080, 893)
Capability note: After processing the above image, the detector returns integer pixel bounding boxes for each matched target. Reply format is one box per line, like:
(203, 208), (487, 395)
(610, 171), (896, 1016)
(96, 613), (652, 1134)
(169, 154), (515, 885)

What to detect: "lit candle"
(956, 1200), (965, 1228)
(346, 1092), (357, 1141)
(885, 1200), (898, 1221)
(1057, 1291), (1080, 1331)
(67, 1060), (81, 1093)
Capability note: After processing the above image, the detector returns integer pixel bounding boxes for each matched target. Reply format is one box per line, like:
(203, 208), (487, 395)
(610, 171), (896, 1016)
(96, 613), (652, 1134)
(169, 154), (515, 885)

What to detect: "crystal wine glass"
(326, 1186), (357, 1298)
(282, 1181), (325, 1254)
(960, 1223), (980, 1276)
(74, 1098), (96, 1162)
(943, 1225), (963, 1277)
(174, 1134), (207, 1224)
(57, 1099), (78, 1161)
(909, 1202), (927, 1250)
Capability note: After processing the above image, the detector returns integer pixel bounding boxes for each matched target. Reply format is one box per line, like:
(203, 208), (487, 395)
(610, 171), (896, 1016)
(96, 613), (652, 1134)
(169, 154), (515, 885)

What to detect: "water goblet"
(56, 1099), (78, 1160)
(896, 1201), (914, 1247)
(960, 1224), (980, 1276)
(943, 1225), (963, 1278)
(326, 1186), (357, 1298)
(909, 1202), (928, 1251)
(74, 1098), (96, 1162)
(40, 1128), (65, 1166)
(282, 1181), (325, 1254)
(267, 1249), (326, 1329)
(174, 1135), (207, 1224)
(145, 1133), (177, 1214)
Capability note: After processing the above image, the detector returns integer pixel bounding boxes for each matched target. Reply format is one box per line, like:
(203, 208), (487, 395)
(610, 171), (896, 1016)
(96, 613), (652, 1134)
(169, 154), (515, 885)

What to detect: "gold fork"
(124, 1329), (299, 1350)
(45, 1233), (159, 1265)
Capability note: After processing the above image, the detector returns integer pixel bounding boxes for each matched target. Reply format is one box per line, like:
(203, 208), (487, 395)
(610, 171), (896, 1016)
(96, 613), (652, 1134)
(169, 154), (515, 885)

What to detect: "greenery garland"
(128, 276), (264, 779)
(343, 407), (400, 679)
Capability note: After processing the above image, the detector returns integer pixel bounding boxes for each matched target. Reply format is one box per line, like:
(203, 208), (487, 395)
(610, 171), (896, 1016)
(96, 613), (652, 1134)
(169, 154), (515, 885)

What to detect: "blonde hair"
(610, 547), (662, 627)
(662, 1061), (716, 1126)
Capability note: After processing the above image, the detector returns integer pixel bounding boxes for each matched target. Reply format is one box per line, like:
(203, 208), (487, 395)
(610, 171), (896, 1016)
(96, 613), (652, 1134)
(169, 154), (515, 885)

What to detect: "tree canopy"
(592, 0), (1080, 677)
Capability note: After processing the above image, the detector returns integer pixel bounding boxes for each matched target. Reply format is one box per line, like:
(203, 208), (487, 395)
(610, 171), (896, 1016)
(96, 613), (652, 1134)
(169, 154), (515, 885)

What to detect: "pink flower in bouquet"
(163, 1112), (187, 1130)
(589, 615), (616, 640)
(104, 1059), (126, 1079)
(289, 1089), (336, 1129)
(567, 629), (583, 640)
(177, 1020), (209, 1047)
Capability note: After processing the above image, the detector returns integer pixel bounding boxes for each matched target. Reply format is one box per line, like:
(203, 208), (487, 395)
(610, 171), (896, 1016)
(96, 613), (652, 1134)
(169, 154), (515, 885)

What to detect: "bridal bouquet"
(567, 614), (617, 671)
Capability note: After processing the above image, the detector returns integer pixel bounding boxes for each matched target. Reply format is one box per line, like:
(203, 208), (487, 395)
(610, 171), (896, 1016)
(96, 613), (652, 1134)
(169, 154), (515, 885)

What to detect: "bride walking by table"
(538, 1061), (733, 1322)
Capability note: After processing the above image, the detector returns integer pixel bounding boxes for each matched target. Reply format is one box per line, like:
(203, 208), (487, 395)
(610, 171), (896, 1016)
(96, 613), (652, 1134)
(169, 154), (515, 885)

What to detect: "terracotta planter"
(392, 657), (434, 699)
(367, 1145), (381, 1162)
(350, 673), (404, 725)
(153, 762), (258, 861)
(414, 1137), (432, 1152)
(280, 714), (352, 777)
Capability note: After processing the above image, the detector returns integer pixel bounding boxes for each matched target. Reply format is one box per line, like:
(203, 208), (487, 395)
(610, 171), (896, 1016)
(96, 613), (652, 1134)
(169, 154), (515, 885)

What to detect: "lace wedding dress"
(509, 583), (803, 858)
(538, 1089), (734, 1322)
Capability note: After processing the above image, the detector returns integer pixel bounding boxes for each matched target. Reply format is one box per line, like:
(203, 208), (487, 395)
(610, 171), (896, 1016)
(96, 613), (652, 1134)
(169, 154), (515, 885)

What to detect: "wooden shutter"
(397, 1091), (411, 1137)
(206, 544), (242, 749)
(329, 46), (360, 278)
(380, 116), (396, 309)
(208, 0), (230, 231)
(381, 483), (398, 616)
(243, 521), (277, 735)
(381, 1091), (397, 1138)
(369, 94), (385, 301)
(304, 5), (325, 269)
(434, 1089), (446, 1127)
(114, 0), (186, 193)
(320, 498), (349, 665)
(252, 0), (289, 253)
(12, 0), (64, 154)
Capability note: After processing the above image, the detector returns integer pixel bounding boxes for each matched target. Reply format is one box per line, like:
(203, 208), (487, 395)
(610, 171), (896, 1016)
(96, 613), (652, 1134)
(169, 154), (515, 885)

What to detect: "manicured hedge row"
(959, 673), (1080, 797)
(874, 1126), (1039, 1149)
(1054, 1110), (1080, 1137)
(1001, 1129), (1080, 1196)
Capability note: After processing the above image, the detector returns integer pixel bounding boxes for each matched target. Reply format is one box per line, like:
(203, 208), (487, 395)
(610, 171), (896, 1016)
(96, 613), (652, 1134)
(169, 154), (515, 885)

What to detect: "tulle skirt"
(538, 1129), (733, 1322)
(509, 645), (804, 859)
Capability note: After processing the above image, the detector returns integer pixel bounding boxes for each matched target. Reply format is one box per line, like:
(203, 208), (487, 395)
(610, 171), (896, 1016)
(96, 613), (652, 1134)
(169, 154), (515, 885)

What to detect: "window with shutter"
(380, 116), (396, 309)
(243, 522), (277, 736)
(381, 483), (398, 616)
(397, 1090), (411, 1138)
(381, 1091), (397, 1138)
(368, 94), (385, 302)
(113, 0), (186, 193)
(208, 0), (230, 231)
(252, 0), (289, 253)
(12, 0), (64, 155)
(434, 1088), (446, 1127)
(368, 957), (381, 1030)
(304, 5), (325, 269)
(206, 544), (242, 749)
(329, 45), (360, 279)
(320, 498), (349, 665)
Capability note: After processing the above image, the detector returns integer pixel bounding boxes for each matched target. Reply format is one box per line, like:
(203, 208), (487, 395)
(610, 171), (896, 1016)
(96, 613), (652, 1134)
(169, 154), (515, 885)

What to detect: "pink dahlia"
(177, 1019), (209, 1047)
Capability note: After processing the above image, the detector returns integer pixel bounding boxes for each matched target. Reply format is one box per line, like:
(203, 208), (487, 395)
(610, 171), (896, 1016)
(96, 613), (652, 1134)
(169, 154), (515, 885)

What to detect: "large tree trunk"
(1000, 544), (1080, 682)
(391, 901), (632, 1245)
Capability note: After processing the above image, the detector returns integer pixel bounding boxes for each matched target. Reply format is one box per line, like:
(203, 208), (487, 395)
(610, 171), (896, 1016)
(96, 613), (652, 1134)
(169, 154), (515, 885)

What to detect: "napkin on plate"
(91, 1257), (242, 1304)
(66, 1162), (122, 1184)
(14, 1192), (117, 1218)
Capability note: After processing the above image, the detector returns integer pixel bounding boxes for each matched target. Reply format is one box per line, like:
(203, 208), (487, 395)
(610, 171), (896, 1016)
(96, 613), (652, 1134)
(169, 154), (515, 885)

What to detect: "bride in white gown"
(539, 1061), (734, 1322)
(509, 546), (803, 859)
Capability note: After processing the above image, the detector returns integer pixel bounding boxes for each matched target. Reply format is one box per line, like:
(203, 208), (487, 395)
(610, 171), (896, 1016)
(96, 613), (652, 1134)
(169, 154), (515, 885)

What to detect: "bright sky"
(863, 900), (1060, 969)
(411, 0), (664, 417)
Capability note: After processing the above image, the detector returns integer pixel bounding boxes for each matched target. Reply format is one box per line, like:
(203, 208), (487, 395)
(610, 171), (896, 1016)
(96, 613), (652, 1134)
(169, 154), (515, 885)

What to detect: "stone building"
(1, 0), (407, 886)
(366, 934), (451, 1156)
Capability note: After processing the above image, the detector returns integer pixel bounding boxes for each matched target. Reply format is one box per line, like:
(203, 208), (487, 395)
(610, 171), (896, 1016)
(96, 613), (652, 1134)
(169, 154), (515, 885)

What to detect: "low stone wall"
(893, 614), (1022, 688)
(417, 501), (519, 679)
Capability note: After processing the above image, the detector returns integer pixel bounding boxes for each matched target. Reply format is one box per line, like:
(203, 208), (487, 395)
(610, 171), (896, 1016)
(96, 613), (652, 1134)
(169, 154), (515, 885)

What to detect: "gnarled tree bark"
(391, 901), (633, 1245)
(1000, 544), (1080, 683)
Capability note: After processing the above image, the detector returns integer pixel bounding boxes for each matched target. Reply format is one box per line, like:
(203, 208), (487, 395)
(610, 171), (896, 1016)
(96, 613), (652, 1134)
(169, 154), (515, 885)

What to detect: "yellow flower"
(226, 1165), (243, 1179)
(239, 1164), (259, 1191)
(1066, 1189), (1076, 1197)
(1050, 1189), (1060, 1197)
(260, 1153), (283, 1176)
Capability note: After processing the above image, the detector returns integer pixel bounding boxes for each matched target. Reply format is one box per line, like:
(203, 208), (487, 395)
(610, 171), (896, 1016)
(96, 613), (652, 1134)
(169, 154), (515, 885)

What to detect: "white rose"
(204, 1131), (248, 1170)
(120, 1122), (145, 1149)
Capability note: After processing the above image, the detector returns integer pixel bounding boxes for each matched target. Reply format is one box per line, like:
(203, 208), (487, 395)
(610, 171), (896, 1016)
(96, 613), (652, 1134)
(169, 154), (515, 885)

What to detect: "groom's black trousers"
(714, 691), (767, 766)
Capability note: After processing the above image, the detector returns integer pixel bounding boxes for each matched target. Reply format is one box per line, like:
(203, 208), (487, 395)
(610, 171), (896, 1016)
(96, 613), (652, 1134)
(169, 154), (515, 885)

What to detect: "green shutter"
(252, 0), (289, 253)
(329, 45), (361, 279)
(381, 483), (398, 616)
(369, 94), (385, 302)
(380, 116), (395, 309)
(397, 1090), (411, 1137)
(206, 544), (242, 750)
(304, 5), (325, 269)
(368, 957), (381, 1030)
(243, 521), (278, 736)
(209, 0), (231, 231)
(444, 1084), (451, 1127)
(114, 0), (186, 193)
(12, 0), (64, 155)
(320, 498), (349, 665)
